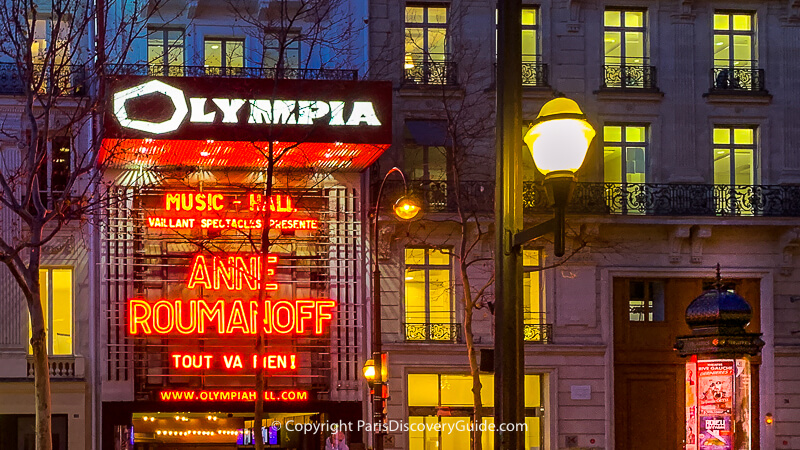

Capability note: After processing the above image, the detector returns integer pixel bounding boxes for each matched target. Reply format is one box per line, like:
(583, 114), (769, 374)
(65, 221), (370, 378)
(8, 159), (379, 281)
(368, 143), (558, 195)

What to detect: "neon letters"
(128, 298), (336, 336)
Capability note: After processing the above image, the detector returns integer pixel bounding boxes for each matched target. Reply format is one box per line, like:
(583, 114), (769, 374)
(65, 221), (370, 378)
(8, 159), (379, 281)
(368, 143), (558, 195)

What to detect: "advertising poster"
(686, 360), (699, 450)
(698, 360), (734, 415)
(699, 416), (733, 450)
(734, 359), (752, 450)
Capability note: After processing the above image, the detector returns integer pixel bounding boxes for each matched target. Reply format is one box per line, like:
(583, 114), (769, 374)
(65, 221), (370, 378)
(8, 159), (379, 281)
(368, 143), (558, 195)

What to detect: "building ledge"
(703, 90), (772, 104)
(594, 88), (664, 102)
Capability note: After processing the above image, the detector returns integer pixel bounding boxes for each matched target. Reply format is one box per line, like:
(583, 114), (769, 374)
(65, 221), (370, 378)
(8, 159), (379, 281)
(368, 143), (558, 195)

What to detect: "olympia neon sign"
(113, 79), (382, 135)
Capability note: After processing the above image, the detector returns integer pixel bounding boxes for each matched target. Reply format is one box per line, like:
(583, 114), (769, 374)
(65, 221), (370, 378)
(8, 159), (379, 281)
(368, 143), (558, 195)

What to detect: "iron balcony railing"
(378, 180), (800, 217)
(403, 53), (458, 86)
(108, 64), (359, 81)
(404, 322), (462, 342)
(710, 61), (766, 93)
(0, 62), (86, 96)
(523, 312), (553, 343)
(601, 62), (658, 89)
(524, 182), (800, 217)
(522, 61), (549, 87)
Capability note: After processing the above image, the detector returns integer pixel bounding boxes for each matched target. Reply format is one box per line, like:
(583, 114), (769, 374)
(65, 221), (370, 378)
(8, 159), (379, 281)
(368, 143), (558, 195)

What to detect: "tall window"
(714, 126), (757, 214)
(713, 12), (757, 90)
(38, 136), (71, 208)
(404, 5), (450, 84)
(204, 38), (244, 76)
(408, 373), (544, 449)
(148, 27), (184, 76)
(404, 248), (454, 341)
(263, 33), (300, 71)
(604, 125), (647, 214)
(30, 19), (72, 92)
(495, 8), (544, 86)
(29, 268), (73, 355)
(523, 250), (549, 342)
(603, 10), (649, 88)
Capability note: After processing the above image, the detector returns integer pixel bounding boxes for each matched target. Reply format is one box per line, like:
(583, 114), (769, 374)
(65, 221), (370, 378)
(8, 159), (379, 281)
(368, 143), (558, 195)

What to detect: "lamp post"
(367, 167), (421, 450)
(495, 2), (596, 445)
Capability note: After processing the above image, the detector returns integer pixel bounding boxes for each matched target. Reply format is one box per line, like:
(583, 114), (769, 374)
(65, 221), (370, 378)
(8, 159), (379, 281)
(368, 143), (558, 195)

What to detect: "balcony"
(601, 61), (658, 90)
(523, 313), (553, 343)
(522, 61), (549, 87)
(524, 182), (800, 217)
(0, 62), (86, 96)
(108, 64), (359, 81)
(26, 355), (84, 379)
(403, 53), (458, 86)
(404, 322), (462, 342)
(709, 63), (766, 93)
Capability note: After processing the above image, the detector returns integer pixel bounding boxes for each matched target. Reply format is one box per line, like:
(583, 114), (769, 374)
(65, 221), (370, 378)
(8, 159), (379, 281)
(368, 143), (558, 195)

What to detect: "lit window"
(523, 250), (549, 342)
(404, 5), (450, 84)
(404, 248), (454, 341)
(408, 373), (544, 449)
(713, 12), (755, 68)
(628, 280), (664, 322)
(603, 9), (648, 88)
(204, 38), (245, 76)
(38, 136), (71, 209)
(603, 125), (648, 214)
(495, 8), (541, 85)
(148, 28), (184, 76)
(713, 125), (757, 214)
(29, 268), (73, 355)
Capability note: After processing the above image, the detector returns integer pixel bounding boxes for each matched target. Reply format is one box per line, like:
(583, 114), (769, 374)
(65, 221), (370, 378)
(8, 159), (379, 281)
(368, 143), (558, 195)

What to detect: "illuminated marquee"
(128, 298), (336, 336)
(145, 193), (319, 231)
(159, 389), (309, 402)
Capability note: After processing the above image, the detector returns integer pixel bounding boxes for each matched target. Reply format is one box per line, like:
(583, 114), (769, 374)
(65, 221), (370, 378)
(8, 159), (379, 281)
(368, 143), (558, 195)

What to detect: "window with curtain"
(404, 248), (454, 341)
(408, 373), (544, 449)
(29, 268), (73, 355)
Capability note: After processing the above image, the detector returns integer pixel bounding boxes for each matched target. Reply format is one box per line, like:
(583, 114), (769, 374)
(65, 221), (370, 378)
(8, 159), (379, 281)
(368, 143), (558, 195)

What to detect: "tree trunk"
(28, 248), (52, 450)
(461, 265), (482, 450)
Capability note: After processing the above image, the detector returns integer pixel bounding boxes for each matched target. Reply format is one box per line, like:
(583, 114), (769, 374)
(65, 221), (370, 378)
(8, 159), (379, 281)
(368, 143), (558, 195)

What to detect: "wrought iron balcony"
(405, 322), (462, 342)
(108, 64), (359, 81)
(710, 62), (766, 93)
(522, 61), (549, 87)
(403, 53), (458, 86)
(379, 179), (800, 217)
(601, 62), (658, 89)
(0, 62), (86, 96)
(523, 182), (800, 217)
(523, 313), (552, 343)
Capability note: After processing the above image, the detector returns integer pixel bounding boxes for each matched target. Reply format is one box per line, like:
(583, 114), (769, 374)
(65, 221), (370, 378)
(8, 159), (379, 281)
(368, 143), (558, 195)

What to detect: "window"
(38, 136), (71, 208)
(494, 8), (544, 86)
(604, 125), (647, 214)
(204, 38), (244, 76)
(404, 5), (453, 84)
(404, 248), (454, 341)
(263, 33), (300, 72)
(712, 12), (759, 90)
(628, 280), (664, 322)
(29, 268), (73, 355)
(30, 19), (73, 93)
(407, 373), (544, 449)
(713, 126), (757, 214)
(523, 250), (549, 342)
(603, 10), (651, 88)
(404, 121), (450, 211)
(148, 27), (184, 76)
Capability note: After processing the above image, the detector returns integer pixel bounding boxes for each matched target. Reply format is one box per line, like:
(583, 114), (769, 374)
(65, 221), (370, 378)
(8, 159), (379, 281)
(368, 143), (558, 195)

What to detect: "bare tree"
(0, 0), (174, 448)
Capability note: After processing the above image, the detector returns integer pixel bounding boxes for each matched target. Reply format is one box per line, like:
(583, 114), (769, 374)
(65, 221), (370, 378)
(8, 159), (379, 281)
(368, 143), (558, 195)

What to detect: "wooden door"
(613, 278), (760, 450)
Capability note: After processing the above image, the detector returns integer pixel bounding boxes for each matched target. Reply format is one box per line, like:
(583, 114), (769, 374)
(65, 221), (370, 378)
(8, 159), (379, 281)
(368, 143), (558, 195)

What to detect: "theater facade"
(100, 74), (390, 449)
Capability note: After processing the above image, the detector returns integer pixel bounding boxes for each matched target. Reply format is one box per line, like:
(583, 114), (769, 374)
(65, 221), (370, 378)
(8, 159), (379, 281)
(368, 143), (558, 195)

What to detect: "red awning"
(102, 139), (389, 171)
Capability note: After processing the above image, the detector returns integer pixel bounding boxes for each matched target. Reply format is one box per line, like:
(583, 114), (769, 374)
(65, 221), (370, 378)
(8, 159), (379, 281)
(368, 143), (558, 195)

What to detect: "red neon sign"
(169, 353), (298, 370)
(186, 254), (278, 291)
(164, 193), (295, 213)
(128, 298), (336, 336)
(145, 217), (319, 230)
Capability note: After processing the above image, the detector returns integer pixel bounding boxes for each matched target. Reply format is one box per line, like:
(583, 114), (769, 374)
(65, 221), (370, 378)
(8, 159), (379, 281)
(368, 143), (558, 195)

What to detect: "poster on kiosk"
(687, 359), (752, 450)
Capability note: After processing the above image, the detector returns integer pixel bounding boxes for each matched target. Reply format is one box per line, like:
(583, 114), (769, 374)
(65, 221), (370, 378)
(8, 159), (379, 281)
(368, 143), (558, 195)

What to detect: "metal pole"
(495, 0), (524, 449)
